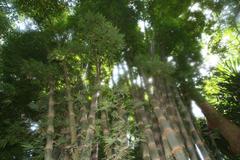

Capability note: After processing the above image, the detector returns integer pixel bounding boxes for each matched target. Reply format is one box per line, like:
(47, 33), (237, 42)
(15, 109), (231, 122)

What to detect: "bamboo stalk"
(79, 60), (101, 159)
(134, 99), (151, 160)
(144, 76), (185, 160)
(142, 75), (168, 160)
(45, 82), (55, 160)
(151, 78), (189, 160)
(162, 134), (172, 159)
(63, 64), (78, 160)
(136, 109), (160, 160)
(91, 143), (99, 160)
(133, 89), (161, 160)
(175, 107), (199, 160)
(81, 91), (99, 160)
(153, 106), (188, 160)
(174, 90), (212, 160)
(78, 105), (88, 156)
(165, 101), (185, 150)
(165, 86), (199, 160)
(149, 110), (166, 160)
(101, 110), (112, 159)
(142, 142), (151, 160)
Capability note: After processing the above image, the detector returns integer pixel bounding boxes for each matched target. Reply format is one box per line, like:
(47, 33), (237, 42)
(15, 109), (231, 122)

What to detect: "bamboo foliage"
(104, 87), (133, 160)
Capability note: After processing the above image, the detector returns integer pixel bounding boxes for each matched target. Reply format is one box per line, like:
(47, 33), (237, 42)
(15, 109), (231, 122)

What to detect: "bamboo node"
(162, 127), (174, 137)
(204, 157), (211, 160)
(190, 129), (196, 133)
(171, 146), (184, 155)
(158, 116), (165, 121)
(196, 140), (204, 146)
(186, 143), (193, 148)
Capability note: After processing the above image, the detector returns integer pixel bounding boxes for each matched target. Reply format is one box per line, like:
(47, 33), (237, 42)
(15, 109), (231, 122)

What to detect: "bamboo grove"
(0, 0), (240, 160)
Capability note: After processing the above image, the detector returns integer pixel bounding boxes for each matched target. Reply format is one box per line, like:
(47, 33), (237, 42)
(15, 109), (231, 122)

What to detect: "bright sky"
(191, 101), (204, 118)
(199, 33), (220, 77)
(15, 17), (38, 30)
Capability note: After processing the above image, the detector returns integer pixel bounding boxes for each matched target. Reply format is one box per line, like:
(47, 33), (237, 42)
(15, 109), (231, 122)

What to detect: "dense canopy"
(0, 0), (240, 160)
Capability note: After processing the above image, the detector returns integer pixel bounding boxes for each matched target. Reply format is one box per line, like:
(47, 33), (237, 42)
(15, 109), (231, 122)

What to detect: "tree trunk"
(45, 82), (55, 160)
(194, 97), (240, 155)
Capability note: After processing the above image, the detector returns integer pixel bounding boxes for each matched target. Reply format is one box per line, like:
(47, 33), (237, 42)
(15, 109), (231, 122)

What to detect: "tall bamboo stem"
(133, 89), (161, 160)
(45, 82), (55, 160)
(63, 64), (78, 160)
(101, 110), (112, 159)
(151, 78), (189, 160)
(81, 91), (98, 160)
(78, 105), (88, 156)
(165, 85), (199, 160)
(151, 113), (165, 160)
(81, 61), (101, 160)
(174, 89), (212, 160)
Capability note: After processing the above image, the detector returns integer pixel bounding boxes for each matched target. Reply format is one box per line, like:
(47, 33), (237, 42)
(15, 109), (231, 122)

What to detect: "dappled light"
(0, 0), (240, 160)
